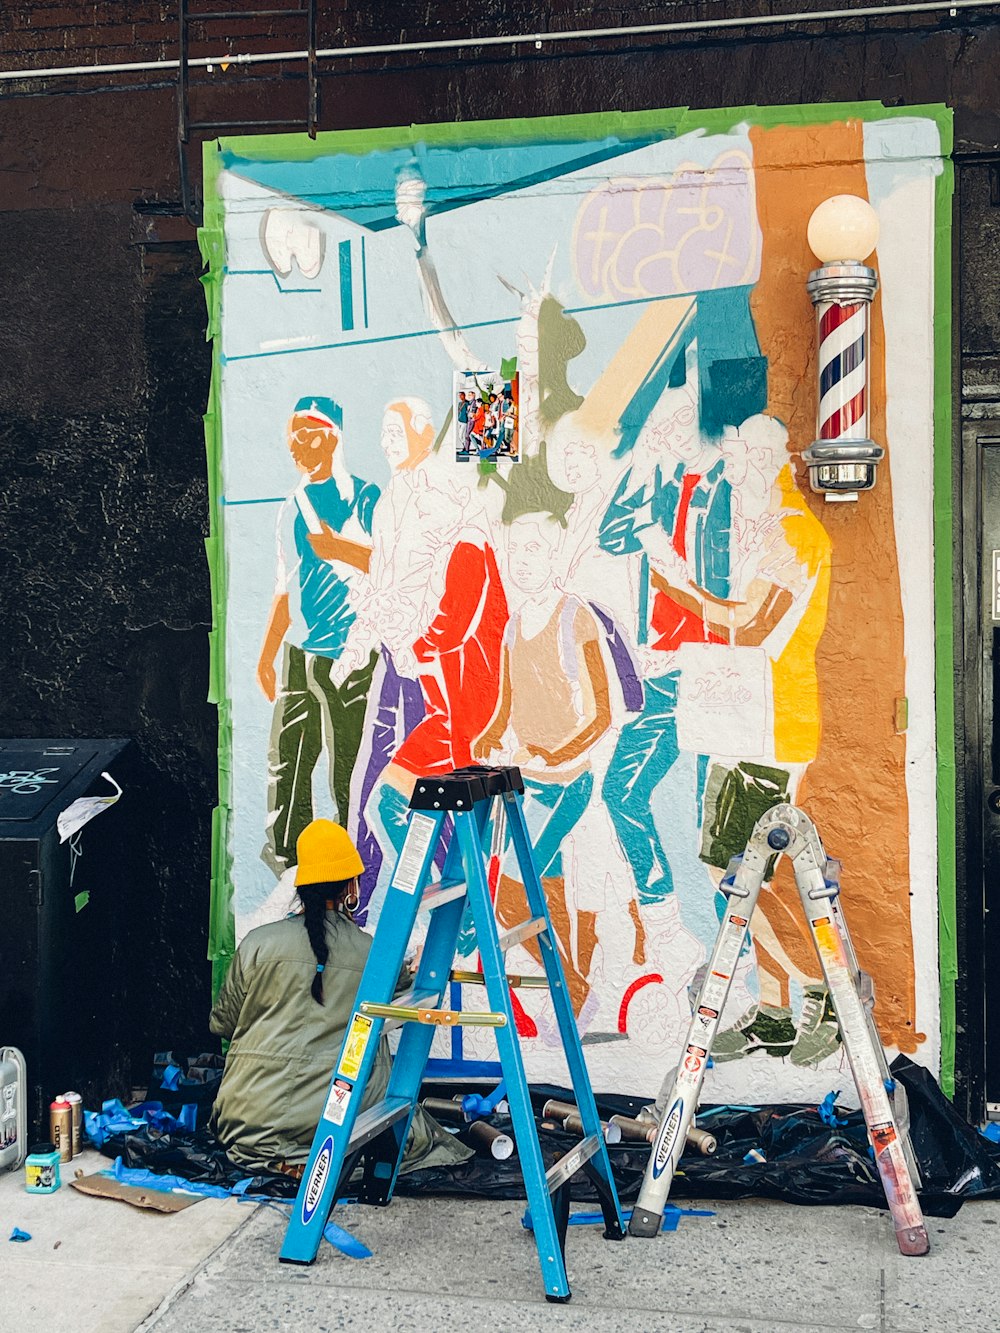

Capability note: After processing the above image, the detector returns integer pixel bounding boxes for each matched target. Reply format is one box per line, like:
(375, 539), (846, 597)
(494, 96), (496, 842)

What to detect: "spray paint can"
(465, 1120), (514, 1161)
(609, 1114), (657, 1144)
(561, 1111), (622, 1145)
(541, 1098), (578, 1122)
(49, 1098), (73, 1163)
(686, 1126), (718, 1156)
(62, 1092), (83, 1158)
(420, 1096), (470, 1125)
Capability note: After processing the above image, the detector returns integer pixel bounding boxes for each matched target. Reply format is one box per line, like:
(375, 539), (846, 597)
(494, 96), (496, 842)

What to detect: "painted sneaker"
(713, 1004), (797, 1061)
(744, 1005), (797, 1058)
(789, 987), (843, 1068)
(710, 1005), (758, 1062)
(642, 899), (706, 988)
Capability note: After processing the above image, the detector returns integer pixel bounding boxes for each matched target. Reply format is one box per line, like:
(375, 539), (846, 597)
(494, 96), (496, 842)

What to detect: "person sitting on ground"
(209, 818), (471, 1178)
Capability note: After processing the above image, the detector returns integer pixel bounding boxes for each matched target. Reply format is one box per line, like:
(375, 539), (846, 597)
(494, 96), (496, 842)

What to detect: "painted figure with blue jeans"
(598, 381), (731, 976)
(474, 512), (611, 1023)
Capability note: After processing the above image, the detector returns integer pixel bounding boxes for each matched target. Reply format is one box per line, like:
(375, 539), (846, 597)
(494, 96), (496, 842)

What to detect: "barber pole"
(817, 299), (869, 443)
(802, 195), (885, 500)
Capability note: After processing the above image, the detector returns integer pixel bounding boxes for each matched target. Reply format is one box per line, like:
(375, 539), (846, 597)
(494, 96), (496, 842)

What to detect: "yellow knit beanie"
(294, 819), (365, 886)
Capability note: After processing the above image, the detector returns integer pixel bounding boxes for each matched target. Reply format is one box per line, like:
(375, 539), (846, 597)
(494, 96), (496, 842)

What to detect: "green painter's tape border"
(203, 101), (958, 1056)
(930, 112), (957, 1098)
(216, 100), (955, 164)
(200, 138), (235, 998)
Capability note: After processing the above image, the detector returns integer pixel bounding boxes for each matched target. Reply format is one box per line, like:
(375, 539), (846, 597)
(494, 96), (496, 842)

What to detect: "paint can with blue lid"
(24, 1142), (61, 1193)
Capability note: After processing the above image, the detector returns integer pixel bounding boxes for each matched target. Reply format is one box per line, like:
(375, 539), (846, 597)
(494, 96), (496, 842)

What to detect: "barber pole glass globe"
(801, 195), (885, 501)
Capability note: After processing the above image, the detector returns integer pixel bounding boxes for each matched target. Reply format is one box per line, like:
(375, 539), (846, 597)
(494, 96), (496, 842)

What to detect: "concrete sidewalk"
(141, 1192), (1000, 1333)
(1, 1149), (246, 1333)
(5, 1151), (999, 1331)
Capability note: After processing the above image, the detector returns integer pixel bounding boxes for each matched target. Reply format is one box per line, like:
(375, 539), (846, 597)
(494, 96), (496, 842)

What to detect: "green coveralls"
(209, 909), (471, 1174)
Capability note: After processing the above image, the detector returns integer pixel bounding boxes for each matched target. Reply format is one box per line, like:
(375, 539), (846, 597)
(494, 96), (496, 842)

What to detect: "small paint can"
(24, 1142), (61, 1193)
(465, 1120), (514, 1161)
(62, 1092), (83, 1158)
(49, 1098), (73, 1163)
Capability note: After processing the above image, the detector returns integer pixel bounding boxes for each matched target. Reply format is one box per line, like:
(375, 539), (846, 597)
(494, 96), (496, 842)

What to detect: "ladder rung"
(545, 1134), (602, 1193)
(361, 989), (438, 1032)
(359, 1001), (507, 1028)
(450, 969), (549, 990)
(419, 881), (467, 911)
(497, 917), (547, 952)
(347, 1096), (411, 1152)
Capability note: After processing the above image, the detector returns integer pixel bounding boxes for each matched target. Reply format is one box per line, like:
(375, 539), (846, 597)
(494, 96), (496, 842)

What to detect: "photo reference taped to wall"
(455, 370), (519, 466)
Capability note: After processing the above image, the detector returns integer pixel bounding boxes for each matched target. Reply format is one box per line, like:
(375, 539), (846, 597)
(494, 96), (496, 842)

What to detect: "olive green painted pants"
(264, 643), (378, 872)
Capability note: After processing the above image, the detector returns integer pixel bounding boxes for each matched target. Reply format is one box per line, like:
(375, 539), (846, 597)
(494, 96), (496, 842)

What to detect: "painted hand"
(256, 656), (277, 703)
(524, 743), (557, 766)
(393, 645), (420, 680)
(473, 735), (500, 761)
(308, 521), (349, 562)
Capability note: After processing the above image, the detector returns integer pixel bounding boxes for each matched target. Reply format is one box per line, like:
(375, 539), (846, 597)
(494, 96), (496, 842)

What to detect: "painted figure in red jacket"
(362, 454), (508, 928)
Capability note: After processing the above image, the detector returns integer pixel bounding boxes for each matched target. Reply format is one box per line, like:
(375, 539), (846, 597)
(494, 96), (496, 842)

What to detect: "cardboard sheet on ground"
(71, 1172), (202, 1212)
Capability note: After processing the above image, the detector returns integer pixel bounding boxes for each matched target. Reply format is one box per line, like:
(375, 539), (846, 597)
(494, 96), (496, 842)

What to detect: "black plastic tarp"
(97, 1056), (1000, 1216)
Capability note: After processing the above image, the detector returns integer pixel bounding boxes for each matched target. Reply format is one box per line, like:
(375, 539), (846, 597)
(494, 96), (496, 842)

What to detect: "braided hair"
(298, 878), (356, 1004)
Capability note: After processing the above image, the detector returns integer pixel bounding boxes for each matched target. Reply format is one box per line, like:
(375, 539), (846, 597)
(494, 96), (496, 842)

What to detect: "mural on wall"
(205, 104), (951, 1100)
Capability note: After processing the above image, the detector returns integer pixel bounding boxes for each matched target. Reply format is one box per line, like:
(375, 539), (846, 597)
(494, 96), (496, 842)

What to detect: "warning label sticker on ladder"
(324, 1080), (352, 1125)
(338, 1014), (374, 1081)
(391, 812), (437, 894)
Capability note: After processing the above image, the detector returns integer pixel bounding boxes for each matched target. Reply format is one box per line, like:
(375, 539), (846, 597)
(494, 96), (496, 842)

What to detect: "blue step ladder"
(279, 764), (626, 1302)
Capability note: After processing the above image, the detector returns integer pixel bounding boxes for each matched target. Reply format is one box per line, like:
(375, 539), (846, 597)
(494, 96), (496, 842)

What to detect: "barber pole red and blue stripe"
(816, 301), (868, 440)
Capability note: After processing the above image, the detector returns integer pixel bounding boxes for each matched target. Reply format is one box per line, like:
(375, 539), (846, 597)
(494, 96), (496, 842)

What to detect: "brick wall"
(0, 1), (972, 77)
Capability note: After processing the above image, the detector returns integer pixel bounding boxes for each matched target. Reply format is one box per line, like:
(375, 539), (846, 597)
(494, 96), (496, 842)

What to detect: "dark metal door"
(965, 427), (1000, 1116)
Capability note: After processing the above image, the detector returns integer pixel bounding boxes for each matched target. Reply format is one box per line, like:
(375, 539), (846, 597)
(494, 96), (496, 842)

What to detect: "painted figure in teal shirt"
(258, 396), (381, 875)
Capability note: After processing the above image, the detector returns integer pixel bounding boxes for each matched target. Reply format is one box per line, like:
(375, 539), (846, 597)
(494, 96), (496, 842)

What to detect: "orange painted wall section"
(750, 120), (918, 1053)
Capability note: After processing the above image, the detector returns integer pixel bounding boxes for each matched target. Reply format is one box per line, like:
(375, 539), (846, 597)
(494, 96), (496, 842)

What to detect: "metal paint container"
(0, 1046), (27, 1172)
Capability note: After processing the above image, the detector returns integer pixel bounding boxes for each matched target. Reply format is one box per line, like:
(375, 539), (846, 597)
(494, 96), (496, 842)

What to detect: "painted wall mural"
(203, 103), (953, 1102)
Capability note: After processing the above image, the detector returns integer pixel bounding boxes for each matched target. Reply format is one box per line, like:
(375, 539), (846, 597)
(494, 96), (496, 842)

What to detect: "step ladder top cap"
(408, 765), (524, 811)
